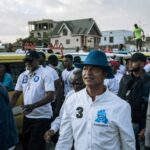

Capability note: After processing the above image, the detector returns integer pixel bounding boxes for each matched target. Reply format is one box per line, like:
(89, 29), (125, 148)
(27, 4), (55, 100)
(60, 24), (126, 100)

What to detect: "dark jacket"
(118, 72), (150, 129)
(0, 83), (18, 150)
(145, 94), (150, 147)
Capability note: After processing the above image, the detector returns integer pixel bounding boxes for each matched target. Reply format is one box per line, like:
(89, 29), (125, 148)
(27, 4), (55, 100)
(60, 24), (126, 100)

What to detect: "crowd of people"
(0, 48), (150, 150)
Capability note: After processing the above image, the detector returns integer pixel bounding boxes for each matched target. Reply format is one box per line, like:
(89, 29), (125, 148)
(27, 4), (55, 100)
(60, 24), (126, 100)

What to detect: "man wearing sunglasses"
(11, 51), (55, 150)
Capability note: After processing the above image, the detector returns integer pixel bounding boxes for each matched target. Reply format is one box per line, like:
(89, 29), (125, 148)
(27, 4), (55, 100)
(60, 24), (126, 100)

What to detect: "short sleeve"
(43, 70), (55, 92)
(15, 74), (23, 91)
(52, 70), (59, 81)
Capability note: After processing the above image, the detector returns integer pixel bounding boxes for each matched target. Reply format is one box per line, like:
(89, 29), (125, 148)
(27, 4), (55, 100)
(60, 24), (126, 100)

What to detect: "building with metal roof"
(51, 18), (101, 49)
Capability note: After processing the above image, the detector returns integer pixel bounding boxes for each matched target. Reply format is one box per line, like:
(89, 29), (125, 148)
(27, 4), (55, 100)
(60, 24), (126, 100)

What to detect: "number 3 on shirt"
(76, 107), (83, 118)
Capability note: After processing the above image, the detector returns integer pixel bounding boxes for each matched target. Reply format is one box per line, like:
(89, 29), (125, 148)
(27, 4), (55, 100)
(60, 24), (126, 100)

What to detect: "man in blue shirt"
(0, 83), (18, 150)
(0, 64), (14, 91)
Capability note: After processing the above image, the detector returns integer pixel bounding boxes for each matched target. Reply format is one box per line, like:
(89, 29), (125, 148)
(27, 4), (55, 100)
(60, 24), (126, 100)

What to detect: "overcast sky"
(0, 0), (150, 43)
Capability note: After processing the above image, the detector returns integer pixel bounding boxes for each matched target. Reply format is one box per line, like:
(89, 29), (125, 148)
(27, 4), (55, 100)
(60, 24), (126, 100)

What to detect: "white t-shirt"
(56, 88), (135, 150)
(15, 66), (55, 119)
(115, 72), (123, 84)
(104, 72), (123, 95)
(144, 63), (150, 73)
(45, 65), (59, 102)
(61, 68), (75, 96)
(117, 65), (126, 75)
(104, 78), (119, 95)
(46, 65), (59, 82)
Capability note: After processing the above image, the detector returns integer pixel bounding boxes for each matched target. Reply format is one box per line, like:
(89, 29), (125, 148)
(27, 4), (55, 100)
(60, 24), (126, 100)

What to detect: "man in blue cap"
(56, 50), (135, 150)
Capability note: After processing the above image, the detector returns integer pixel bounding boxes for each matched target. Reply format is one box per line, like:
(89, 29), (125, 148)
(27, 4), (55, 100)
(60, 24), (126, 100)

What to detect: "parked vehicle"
(66, 51), (131, 63)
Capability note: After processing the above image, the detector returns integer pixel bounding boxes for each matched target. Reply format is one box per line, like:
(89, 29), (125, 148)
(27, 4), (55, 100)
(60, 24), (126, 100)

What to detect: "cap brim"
(23, 57), (33, 61)
(75, 63), (114, 79)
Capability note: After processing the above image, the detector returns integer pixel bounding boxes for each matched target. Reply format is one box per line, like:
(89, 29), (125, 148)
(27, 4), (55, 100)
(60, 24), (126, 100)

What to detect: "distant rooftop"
(28, 19), (57, 24)
(51, 18), (101, 36)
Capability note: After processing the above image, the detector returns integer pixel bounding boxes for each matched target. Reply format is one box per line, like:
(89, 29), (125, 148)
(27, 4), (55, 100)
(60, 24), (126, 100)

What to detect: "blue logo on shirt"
(22, 75), (28, 84)
(34, 76), (39, 82)
(95, 109), (108, 124)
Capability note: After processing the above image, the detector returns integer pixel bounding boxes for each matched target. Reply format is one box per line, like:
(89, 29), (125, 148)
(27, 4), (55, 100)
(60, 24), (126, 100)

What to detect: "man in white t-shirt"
(10, 51), (55, 150)
(56, 50), (135, 150)
(47, 55), (63, 117)
(38, 52), (63, 117)
(62, 54), (75, 96)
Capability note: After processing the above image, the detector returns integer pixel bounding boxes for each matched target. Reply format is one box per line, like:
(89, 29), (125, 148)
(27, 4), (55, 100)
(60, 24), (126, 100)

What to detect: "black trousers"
(22, 117), (51, 150)
(136, 39), (142, 51)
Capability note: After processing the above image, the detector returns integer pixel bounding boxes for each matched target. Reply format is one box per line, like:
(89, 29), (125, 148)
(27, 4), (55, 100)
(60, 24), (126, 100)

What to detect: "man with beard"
(62, 55), (75, 97)
(118, 53), (150, 150)
(11, 51), (55, 150)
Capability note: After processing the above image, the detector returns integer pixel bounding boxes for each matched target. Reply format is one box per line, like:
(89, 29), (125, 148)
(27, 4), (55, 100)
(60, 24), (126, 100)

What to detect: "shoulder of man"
(19, 69), (29, 76)
(39, 66), (52, 77)
(142, 72), (150, 83)
(121, 74), (133, 83)
(5, 72), (12, 77)
(133, 28), (136, 32)
(62, 68), (67, 74)
(142, 73), (150, 89)
(65, 89), (85, 105)
(144, 72), (150, 77)
(0, 83), (9, 104)
(139, 27), (144, 31)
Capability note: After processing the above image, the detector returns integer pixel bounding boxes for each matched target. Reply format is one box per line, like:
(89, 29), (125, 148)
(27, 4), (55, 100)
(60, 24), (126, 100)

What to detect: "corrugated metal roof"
(51, 18), (101, 36)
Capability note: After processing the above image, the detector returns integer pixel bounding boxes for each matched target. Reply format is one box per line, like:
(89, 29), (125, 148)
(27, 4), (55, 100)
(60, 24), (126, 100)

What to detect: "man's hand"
(138, 128), (145, 140)
(22, 104), (35, 115)
(44, 130), (55, 143)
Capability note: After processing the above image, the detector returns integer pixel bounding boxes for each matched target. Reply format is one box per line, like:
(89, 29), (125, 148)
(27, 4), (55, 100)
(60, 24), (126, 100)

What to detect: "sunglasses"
(24, 58), (34, 63)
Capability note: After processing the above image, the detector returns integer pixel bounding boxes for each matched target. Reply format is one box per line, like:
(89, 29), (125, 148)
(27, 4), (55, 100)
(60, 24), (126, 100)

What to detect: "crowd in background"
(0, 48), (150, 150)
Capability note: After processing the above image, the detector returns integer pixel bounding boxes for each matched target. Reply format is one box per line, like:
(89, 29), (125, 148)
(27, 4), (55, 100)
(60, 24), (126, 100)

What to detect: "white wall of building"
(86, 36), (94, 47)
(51, 24), (82, 48)
(100, 30), (133, 46)
(51, 24), (98, 49)
(51, 36), (81, 48)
